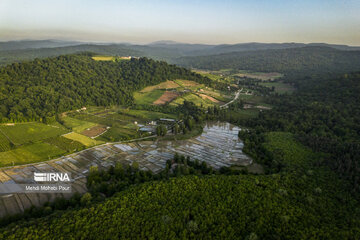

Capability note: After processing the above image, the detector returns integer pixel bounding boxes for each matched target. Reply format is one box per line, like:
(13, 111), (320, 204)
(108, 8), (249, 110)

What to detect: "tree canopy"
(0, 54), (210, 122)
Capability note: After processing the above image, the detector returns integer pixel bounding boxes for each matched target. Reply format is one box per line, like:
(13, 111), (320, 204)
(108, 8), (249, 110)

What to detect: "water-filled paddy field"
(0, 122), (251, 216)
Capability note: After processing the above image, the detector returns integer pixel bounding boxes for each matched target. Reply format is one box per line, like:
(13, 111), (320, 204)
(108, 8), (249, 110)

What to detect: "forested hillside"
(0, 54), (210, 122)
(176, 47), (360, 78)
(2, 40), (360, 67)
(239, 72), (360, 192)
(1, 170), (359, 239)
(0, 44), (142, 66)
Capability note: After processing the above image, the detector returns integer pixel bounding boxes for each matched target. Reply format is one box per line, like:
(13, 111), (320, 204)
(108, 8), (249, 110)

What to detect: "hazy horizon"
(1, 0), (360, 45)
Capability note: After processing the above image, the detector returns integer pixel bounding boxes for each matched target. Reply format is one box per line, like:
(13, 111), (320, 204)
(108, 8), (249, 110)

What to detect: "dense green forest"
(238, 72), (360, 192)
(0, 54), (210, 122)
(0, 44), (142, 66)
(1, 145), (359, 239)
(176, 47), (360, 78)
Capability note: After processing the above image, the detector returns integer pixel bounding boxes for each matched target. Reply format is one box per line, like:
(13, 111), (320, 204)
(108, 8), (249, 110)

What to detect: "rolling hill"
(1, 40), (360, 66)
(175, 46), (360, 78)
(0, 53), (210, 122)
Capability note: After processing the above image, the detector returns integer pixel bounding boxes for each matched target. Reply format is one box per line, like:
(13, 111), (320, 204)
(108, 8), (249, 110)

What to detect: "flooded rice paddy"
(0, 122), (251, 216)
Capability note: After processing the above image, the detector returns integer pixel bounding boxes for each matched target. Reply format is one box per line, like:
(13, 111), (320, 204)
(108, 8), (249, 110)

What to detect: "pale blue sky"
(1, 0), (359, 45)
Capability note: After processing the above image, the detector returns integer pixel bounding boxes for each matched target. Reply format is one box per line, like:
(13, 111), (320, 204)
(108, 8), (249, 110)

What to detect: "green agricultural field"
(259, 81), (295, 94)
(235, 70), (283, 81)
(92, 56), (115, 61)
(72, 112), (137, 126)
(96, 125), (139, 142)
(63, 132), (101, 147)
(200, 88), (229, 102)
(103, 113), (137, 123)
(92, 55), (132, 62)
(0, 131), (12, 152)
(68, 113), (114, 126)
(43, 136), (85, 153)
(171, 93), (214, 108)
(118, 109), (176, 120)
(0, 123), (67, 146)
(134, 89), (165, 105)
(62, 116), (97, 132)
(0, 142), (66, 167)
(194, 70), (233, 84)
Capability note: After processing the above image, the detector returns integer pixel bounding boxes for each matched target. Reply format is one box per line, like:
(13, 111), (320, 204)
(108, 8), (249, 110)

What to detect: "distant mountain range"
(0, 39), (360, 66)
(0, 40), (85, 51)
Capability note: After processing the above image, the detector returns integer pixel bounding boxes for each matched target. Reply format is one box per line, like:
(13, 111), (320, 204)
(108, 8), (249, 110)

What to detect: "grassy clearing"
(91, 56), (132, 62)
(140, 81), (180, 93)
(62, 116), (97, 132)
(134, 90), (165, 105)
(0, 123), (67, 146)
(259, 82), (295, 94)
(0, 142), (66, 167)
(92, 56), (115, 61)
(63, 132), (101, 147)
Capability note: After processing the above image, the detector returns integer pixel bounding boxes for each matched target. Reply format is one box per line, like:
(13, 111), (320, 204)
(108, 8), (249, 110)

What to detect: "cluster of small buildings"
(137, 118), (177, 134)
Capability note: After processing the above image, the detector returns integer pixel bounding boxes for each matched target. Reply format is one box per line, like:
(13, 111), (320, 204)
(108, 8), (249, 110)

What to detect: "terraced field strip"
(63, 132), (100, 147)
(62, 116), (97, 133)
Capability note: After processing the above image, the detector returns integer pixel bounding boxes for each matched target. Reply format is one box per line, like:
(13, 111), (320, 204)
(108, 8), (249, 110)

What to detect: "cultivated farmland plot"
(0, 123), (67, 146)
(0, 122), (252, 216)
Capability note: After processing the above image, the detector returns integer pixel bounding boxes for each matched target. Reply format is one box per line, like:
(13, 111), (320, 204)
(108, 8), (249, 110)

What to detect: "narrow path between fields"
(220, 88), (242, 109)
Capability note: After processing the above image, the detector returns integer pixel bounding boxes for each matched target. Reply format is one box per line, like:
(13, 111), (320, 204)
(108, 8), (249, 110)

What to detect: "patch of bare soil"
(153, 91), (181, 105)
(81, 125), (107, 138)
(198, 94), (220, 103)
